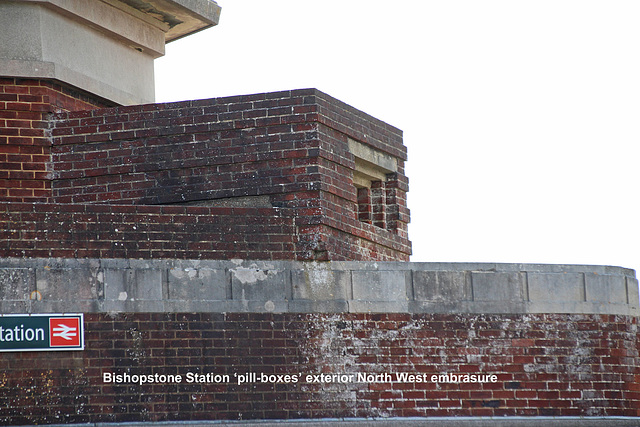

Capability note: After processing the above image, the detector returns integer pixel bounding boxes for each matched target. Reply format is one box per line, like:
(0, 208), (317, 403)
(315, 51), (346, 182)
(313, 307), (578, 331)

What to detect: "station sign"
(0, 314), (84, 352)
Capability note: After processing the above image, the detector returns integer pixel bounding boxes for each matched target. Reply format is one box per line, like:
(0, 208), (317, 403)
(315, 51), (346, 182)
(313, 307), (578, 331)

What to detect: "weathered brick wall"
(0, 203), (295, 260)
(0, 201), (409, 261)
(48, 89), (406, 204)
(1, 312), (638, 424)
(0, 78), (114, 203)
(1, 88), (411, 261)
(49, 98), (322, 205)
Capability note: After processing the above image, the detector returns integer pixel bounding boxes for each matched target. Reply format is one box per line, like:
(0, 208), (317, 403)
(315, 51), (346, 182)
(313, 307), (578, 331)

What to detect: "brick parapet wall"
(48, 89), (405, 205)
(0, 77), (114, 203)
(0, 312), (638, 424)
(50, 116), (323, 205)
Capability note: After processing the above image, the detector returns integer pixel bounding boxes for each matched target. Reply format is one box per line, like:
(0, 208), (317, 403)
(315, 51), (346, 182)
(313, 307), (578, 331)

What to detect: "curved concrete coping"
(0, 258), (637, 316)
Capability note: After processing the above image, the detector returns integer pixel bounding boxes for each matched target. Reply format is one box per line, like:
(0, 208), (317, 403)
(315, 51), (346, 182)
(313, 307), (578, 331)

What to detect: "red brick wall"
(2, 89), (411, 261)
(0, 78), (114, 202)
(0, 202), (409, 261)
(49, 107), (324, 206)
(1, 312), (637, 424)
(0, 202), (295, 260)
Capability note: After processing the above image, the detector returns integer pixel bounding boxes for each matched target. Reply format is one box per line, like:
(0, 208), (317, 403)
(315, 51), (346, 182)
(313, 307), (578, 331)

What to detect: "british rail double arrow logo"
(49, 317), (82, 347)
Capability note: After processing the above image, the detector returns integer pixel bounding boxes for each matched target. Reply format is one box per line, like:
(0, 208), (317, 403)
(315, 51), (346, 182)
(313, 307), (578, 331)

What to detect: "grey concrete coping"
(0, 258), (637, 316)
(19, 416), (640, 427)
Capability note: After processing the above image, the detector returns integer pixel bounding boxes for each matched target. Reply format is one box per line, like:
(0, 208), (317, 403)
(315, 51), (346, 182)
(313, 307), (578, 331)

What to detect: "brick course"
(0, 312), (637, 424)
(0, 78), (114, 203)
(0, 202), (296, 260)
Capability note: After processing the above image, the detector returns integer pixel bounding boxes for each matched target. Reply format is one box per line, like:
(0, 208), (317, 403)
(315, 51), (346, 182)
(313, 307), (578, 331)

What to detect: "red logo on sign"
(49, 317), (81, 347)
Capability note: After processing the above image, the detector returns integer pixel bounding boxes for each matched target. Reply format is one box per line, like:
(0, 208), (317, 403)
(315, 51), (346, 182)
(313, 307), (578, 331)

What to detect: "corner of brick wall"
(0, 77), (115, 203)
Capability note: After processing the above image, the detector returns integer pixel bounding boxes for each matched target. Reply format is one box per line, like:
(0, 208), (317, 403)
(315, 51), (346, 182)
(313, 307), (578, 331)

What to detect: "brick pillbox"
(2, 88), (410, 262)
(2, 0), (640, 424)
(2, 71), (640, 427)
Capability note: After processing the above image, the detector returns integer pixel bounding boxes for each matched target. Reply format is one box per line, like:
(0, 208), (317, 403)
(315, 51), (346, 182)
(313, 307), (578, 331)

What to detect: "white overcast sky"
(156, 0), (640, 274)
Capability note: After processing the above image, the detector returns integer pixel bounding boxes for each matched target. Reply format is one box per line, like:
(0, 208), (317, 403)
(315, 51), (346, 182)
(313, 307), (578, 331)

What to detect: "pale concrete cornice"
(16, 0), (221, 57)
